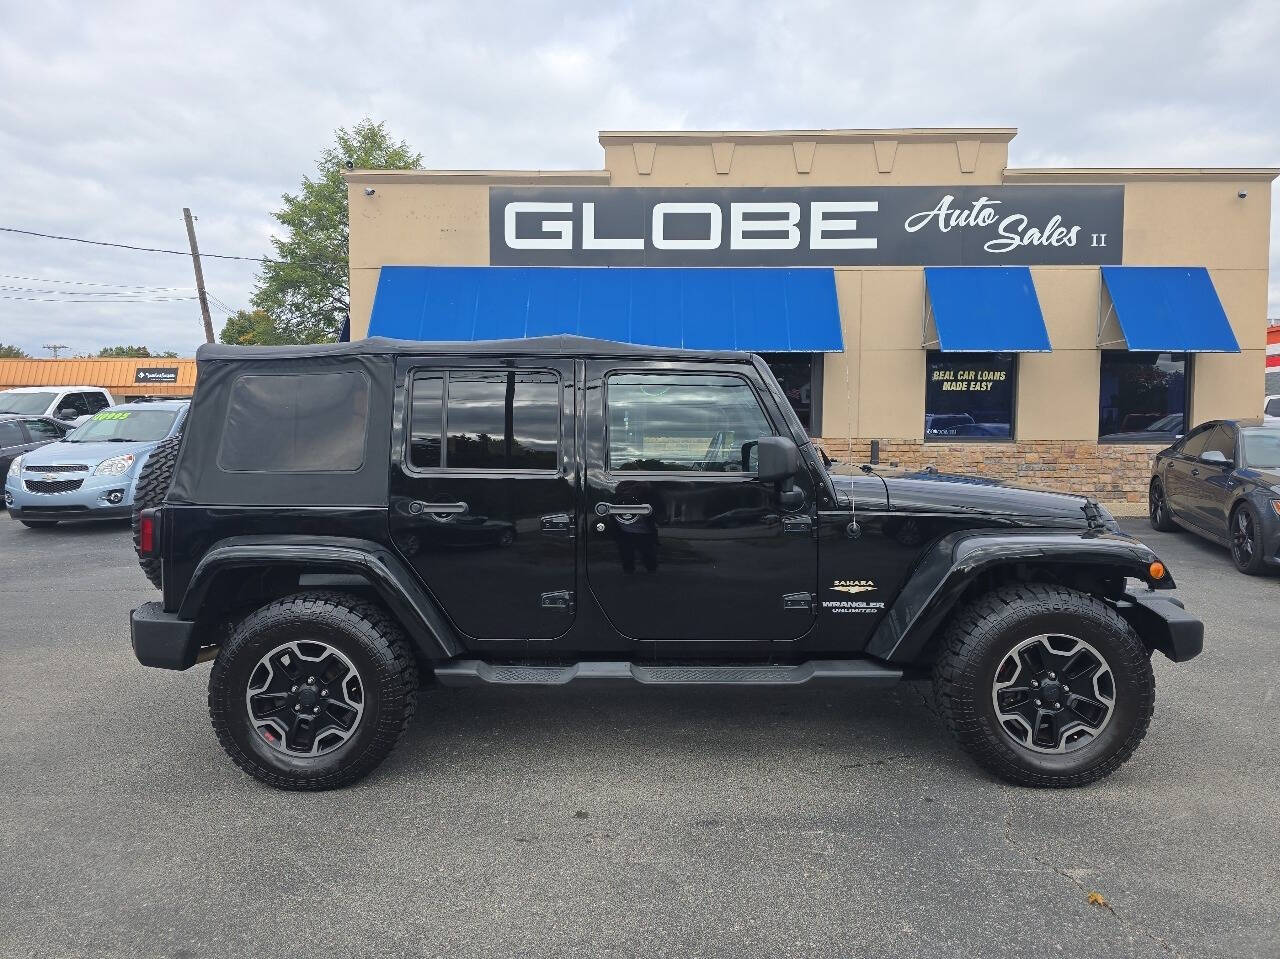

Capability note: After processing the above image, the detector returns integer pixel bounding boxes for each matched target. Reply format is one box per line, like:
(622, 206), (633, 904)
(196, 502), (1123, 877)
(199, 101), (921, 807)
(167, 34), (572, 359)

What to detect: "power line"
(0, 294), (199, 303)
(0, 225), (268, 262)
(0, 273), (191, 291)
(0, 285), (196, 296)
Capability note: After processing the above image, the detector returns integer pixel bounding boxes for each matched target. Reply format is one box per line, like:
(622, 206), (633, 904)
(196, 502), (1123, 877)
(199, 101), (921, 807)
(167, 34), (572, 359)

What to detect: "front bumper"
(131, 602), (199, 670)
(1114, 590), (1204, 663)
(5, 468), (136, 521)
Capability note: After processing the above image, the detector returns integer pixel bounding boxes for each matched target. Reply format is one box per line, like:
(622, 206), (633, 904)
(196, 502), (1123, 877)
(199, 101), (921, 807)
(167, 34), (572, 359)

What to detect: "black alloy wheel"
(1149, 480), (1177, 532)
(991, 634), (1115, 753)
(245, 640), (366, 757)
(1230, 503), (1266, 575)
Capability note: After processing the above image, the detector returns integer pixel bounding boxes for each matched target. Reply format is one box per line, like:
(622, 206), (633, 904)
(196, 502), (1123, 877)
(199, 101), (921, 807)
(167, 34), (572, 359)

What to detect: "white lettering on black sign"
(490, 186), (1123, 266)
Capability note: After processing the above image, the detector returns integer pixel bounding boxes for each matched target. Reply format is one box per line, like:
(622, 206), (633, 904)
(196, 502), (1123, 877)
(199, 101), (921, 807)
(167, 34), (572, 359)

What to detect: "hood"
(833, 467), (1108, 527)
(23, 438), (163, 468)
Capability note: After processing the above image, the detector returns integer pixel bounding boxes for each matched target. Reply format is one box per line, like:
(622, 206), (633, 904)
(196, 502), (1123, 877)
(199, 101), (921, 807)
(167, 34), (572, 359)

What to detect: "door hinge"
(781, 514), (813, 534)
(540, 589), (575, 611)
(782, 592), (816, 612)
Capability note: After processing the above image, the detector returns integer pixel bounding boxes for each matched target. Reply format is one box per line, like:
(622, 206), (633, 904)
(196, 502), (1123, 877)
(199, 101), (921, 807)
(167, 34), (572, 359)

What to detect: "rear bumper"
(1115, 591), (1204, 663)
(131, 601), (199, 670)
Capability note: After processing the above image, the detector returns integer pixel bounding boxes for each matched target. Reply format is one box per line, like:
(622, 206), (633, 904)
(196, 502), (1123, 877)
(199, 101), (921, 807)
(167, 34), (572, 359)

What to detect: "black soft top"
(196, 335), (755, 364)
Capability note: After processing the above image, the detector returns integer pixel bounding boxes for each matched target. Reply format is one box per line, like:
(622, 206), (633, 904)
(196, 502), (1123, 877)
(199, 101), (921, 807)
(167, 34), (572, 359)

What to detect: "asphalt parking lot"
(1, 515), (1277, 959)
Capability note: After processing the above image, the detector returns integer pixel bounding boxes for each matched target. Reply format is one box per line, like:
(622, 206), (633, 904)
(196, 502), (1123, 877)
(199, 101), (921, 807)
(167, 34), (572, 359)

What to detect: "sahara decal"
(824, 580), (885, 615)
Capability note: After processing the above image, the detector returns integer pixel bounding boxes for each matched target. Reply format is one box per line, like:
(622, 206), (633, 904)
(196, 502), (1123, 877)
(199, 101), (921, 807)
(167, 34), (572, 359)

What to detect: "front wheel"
(208, 591), (419, 790)
(933, 584), (1155, 787)
(1230, 503), (1268, 575)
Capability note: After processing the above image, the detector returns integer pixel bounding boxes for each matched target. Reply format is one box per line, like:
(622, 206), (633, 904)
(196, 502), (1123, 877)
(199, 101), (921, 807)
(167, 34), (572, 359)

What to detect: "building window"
(1098, 352), (1188, 443)
(758, 353), (820, 435)
(924, 352), (1016, 441)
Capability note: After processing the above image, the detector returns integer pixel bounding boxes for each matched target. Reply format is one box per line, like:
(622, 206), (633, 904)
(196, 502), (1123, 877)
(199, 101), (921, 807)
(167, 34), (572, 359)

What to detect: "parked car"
(4, 400), (187, 528)
(128, 336), (1201, 792)
(0, 386), (115, 426)
(0, 414), (72, 491)
(1264, 394), (1280, 426)
(1149, 419), (1280, 574)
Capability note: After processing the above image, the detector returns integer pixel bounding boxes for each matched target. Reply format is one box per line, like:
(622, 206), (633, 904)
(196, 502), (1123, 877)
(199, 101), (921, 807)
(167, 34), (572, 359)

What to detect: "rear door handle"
(595, 502), (653, 517)
(409, 501), (468, 515)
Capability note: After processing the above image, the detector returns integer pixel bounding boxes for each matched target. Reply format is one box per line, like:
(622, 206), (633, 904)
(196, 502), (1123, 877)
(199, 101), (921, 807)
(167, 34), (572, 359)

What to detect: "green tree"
(219, 309), (285, 346)
(98, 346), (152, 357)
(0, 343), (29, 358)
(251, 118), (422, 344)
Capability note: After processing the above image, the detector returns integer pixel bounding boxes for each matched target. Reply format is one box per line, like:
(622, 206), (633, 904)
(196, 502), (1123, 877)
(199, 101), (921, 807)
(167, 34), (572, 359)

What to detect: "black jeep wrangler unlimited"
(129, 336), (1202, 791)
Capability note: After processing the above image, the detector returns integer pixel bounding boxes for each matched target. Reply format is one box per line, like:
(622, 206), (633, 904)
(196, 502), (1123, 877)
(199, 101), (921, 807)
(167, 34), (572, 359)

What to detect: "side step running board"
(434, 660), (903, 687)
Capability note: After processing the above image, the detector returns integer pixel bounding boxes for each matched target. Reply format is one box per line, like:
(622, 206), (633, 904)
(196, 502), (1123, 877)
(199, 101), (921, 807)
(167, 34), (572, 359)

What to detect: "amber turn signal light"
(1148, 561), (1165, 580)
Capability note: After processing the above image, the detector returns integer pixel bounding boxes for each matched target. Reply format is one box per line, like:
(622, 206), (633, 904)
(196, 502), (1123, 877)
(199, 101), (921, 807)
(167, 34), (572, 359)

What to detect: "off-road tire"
(933, 584), (1155, 788)
(20, 520), (57, 529)
(208, 591), (419, 790)
(132, 432), (182, 588)
(1148, 479), (1178, 532)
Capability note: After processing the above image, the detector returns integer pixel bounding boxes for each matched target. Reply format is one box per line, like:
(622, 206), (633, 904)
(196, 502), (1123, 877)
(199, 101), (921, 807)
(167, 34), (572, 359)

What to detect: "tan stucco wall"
(345, 130), (1276, 446)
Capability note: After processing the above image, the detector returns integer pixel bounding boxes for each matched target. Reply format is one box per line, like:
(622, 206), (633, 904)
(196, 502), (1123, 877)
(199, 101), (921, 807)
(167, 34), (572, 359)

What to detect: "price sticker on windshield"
(91, 411), (131, 421)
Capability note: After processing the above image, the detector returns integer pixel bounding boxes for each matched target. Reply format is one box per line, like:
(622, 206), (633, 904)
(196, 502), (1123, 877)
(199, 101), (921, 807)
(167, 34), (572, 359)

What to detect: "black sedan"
(0, 414), (71, 490)
(1149, 419), (1280, 574)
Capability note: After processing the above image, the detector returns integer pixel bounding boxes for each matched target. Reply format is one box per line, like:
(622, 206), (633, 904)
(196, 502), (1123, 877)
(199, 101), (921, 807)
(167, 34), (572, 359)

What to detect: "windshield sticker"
(92, 411), (131, 420)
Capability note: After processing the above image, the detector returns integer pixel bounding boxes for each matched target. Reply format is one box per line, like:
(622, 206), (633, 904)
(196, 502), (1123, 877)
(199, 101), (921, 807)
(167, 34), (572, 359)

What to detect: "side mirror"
(57, 408), (78, 421)
(1199, 449), (1230, 465)
(756, 435), (801, 483)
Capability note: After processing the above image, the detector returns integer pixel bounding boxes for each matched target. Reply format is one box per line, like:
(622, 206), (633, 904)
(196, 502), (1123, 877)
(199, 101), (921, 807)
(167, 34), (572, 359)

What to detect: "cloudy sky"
(1, 0), (1277, 357)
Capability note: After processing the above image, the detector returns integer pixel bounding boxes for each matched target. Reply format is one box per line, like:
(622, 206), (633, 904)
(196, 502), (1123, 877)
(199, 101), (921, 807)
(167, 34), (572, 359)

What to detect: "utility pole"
(43, 344), (69, 358)
(183, 207), (215, 344)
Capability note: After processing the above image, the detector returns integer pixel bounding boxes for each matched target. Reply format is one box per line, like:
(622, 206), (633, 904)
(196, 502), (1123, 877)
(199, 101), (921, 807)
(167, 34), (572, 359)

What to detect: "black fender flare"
(866, 530), (1171, 664)
(177, 535), (461, 662)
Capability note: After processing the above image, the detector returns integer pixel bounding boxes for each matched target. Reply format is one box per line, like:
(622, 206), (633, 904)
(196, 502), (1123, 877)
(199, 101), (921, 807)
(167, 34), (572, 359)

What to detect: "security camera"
(364, 187), (376, 196)
(1238, 190), (1248, 199)
(345, 159), (354, 170)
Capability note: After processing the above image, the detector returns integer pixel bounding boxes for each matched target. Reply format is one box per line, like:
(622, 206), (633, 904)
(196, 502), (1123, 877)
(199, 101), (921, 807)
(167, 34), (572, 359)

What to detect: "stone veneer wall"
(814, 439), (1162, 506)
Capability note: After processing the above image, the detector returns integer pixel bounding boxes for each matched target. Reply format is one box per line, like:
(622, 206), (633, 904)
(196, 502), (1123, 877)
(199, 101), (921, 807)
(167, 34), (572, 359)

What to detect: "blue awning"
(923, 267), (1051, 352)
(367, 266), (843, 352)
(1101, 266), (1239, 352)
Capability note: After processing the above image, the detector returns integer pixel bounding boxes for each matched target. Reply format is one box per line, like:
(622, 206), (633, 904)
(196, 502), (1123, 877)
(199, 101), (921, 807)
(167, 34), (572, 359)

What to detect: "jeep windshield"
(0, 391), (56, 414)
(64, 409), (178, 443)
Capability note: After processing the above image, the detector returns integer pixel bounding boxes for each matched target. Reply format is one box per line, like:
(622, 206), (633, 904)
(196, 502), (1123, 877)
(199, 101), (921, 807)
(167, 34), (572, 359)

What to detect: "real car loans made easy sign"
(490, 186), (1123, 267)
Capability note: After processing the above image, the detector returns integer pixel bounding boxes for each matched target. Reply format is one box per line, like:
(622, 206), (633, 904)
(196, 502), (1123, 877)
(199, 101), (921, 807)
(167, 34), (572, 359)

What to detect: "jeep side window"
(606, 373), (773, 473)
(408, 370), (559, 471)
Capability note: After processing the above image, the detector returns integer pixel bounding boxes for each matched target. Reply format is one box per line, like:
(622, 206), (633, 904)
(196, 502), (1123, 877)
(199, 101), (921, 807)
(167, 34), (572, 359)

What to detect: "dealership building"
(344, 128), (1276, 503)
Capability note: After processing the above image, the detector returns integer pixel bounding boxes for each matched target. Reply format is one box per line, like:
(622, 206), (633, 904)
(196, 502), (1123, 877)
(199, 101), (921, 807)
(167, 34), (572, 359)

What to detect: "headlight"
(94, 454), (136, 476)
(7, 454), (23, 478)
(1271, 500), (1280, 519)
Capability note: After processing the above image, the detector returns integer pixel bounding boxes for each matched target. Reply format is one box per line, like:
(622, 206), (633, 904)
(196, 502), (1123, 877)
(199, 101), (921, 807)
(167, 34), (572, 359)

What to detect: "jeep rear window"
(218, 371), (368, 473)
(408, 370), (559, 471)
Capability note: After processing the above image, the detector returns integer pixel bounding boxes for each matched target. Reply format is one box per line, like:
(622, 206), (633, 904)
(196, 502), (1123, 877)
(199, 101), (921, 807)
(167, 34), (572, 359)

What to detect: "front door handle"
(409, 500), (468, 516)
(595, 502), (653, 517)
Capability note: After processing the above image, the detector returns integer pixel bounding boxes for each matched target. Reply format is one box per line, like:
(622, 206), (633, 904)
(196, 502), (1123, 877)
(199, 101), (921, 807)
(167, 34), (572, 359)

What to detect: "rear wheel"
(1230, 503), (1267, 575)
(933, 584), (1155, 787)
(132, 432), (182, 588)
(1148, 479), (1177, 532)
(208, 591), (419, 790)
